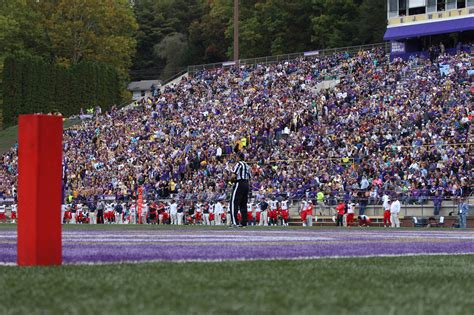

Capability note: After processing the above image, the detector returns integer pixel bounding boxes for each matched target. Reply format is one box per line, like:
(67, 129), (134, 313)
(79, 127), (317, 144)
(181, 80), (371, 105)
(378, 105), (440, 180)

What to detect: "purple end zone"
(1, 228), (474, 264)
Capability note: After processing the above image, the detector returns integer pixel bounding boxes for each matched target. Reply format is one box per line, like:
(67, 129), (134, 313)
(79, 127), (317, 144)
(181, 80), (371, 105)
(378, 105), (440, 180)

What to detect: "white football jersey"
(247, 203), (253, 212)
(269, 200), (277, 210)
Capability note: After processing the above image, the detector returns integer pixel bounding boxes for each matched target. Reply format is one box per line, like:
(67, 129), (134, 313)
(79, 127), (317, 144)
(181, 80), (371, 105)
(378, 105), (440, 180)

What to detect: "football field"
(1, 225), (473, 314)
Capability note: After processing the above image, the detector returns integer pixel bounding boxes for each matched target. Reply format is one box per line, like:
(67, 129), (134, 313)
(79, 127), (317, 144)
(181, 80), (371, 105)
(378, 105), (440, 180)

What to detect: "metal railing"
(160, 69), (188, 86)
(187, 42), (390, 74)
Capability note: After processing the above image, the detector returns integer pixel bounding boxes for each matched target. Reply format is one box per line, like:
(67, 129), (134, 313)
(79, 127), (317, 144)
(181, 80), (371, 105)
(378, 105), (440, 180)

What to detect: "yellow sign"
(388, 7), (470, 26)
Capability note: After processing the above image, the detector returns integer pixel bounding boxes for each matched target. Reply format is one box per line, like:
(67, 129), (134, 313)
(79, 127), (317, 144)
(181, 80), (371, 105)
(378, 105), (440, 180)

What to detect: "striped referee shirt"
(233, 161), (251, 181)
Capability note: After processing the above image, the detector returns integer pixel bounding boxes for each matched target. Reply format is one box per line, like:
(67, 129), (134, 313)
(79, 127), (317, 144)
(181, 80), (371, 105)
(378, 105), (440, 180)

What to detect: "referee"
(230, 152), (251, 227)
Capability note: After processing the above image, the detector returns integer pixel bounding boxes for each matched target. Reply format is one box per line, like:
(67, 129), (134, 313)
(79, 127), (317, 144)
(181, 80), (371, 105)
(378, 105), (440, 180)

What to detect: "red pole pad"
(17, 115), (63, 266)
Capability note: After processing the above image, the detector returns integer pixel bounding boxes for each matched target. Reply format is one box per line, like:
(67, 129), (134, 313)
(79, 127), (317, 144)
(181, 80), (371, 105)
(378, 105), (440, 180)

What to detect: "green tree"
(131, 0), (387, 78)
(188, 0), (231, 64)
(311, 0), (359, 49)
(1, 55), (121, 127)
(132, 0), (206, 80)
(237, 0), (317, 58)
(356, 0), (387, 44)
(131, 0), (170, 78)
(41, 0), (138, 80)
(0, 0), (51, 128)
(153, 33), (188, 80)
(0, 0), (51, 67)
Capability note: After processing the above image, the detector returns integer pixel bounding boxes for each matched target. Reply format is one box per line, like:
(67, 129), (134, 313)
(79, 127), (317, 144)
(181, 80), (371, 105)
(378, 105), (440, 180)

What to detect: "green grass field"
(1, 253), (473, 315)
(0, 118), (80, 154)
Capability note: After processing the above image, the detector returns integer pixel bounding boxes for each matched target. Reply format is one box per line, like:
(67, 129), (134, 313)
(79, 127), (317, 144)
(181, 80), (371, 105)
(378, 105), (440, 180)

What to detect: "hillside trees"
(132, 0), (386, 79)
(0, 0), (137, 128)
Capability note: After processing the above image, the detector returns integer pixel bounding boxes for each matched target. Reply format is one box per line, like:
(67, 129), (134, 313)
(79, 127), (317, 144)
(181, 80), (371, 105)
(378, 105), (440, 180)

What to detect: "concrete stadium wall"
(288, 199), (473, 219)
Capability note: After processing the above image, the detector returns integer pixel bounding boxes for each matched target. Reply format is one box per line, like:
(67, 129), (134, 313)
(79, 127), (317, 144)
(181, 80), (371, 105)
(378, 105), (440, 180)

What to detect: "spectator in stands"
(390, 196), (401, 228)
(335, 201), (345, 227)
(382, 194), (391, 227)
(433, 192), (443, 216)
(439, 42), (445, 56)
(0, 46), (471, 219)
(458, 198), (472, 229)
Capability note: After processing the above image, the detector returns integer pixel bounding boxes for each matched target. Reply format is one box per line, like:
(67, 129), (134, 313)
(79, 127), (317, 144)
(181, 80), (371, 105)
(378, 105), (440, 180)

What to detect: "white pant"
(171, 213), (178, 225)
(115, 213), (122, 224)
(130, 212), (136, 224)
(89, 212), (96, 224)
(141, 213), (147, 224)
(70, 213), (76, 224)
(306, 215), (313, 227)
(391, 213), (400, 228)
(259, 211), (268, 226)
(61, 210), (65, 224)
(177, 213), (184, 225)
(215, 213), (222, 225)
(226, 213), (232, 226)
(203, 213), (210, 225)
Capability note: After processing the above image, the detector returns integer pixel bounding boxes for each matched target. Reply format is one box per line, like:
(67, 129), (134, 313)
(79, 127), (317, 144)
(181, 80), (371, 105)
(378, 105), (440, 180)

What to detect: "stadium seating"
(0, 46), (472, 221)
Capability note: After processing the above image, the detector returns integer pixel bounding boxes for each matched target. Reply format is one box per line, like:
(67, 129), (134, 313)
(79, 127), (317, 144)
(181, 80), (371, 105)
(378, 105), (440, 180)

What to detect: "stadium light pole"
(233, 0), (239, 63)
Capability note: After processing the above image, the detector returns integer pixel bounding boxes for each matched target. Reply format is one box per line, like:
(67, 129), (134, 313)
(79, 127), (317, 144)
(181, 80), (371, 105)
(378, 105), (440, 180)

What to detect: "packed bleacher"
(0, 47), (473, 215)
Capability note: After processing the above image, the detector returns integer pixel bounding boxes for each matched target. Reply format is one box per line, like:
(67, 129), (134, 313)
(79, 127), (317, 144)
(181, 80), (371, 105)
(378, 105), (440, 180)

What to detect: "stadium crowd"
(0, 47), (472, 213)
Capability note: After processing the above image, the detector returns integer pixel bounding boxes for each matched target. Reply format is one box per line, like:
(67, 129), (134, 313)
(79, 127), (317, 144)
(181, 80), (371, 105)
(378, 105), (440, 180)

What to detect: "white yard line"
(1, 252), (473, 266)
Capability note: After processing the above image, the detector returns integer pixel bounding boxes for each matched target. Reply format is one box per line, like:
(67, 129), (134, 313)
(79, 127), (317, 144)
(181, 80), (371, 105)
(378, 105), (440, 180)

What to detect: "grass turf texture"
(0, 254), (473, 315)
(0, 118), (80, 154)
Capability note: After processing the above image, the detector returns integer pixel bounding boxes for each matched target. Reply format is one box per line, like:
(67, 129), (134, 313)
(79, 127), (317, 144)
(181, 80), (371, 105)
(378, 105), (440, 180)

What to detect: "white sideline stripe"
(2, 233), (474, 241)
(230, 182), (239, 225)
(0, 252), (473, 266)
(1, 229), (474, 235)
